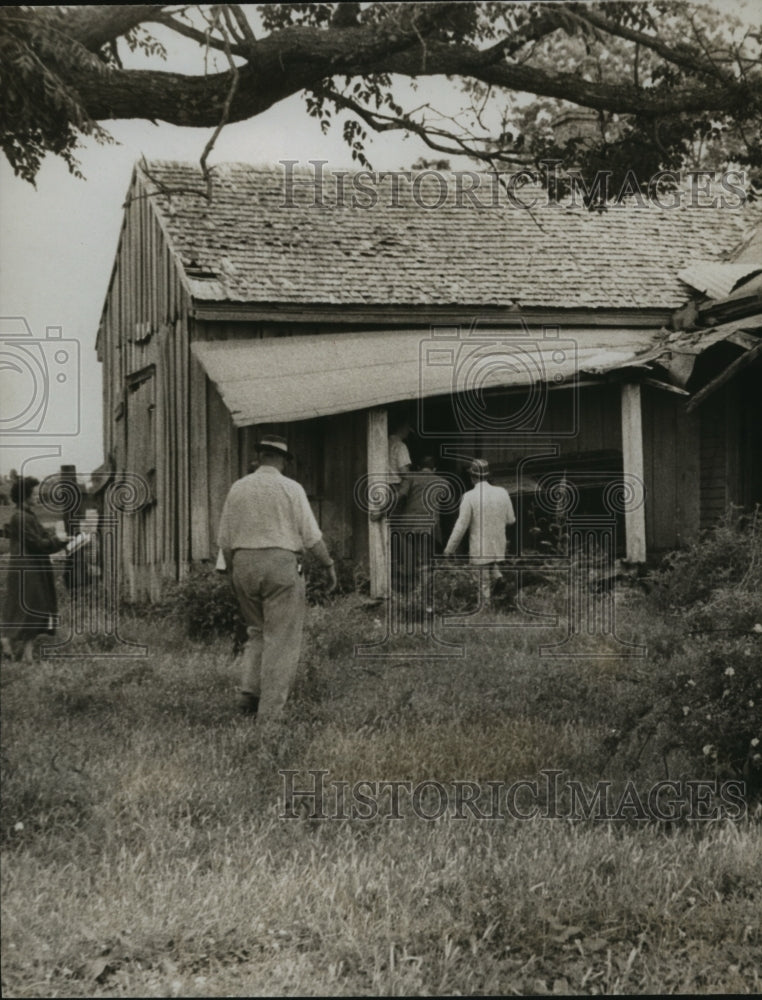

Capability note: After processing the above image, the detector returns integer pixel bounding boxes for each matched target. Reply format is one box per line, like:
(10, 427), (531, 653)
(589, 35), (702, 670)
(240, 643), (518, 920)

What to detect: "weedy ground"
(1, 582), (760, 997)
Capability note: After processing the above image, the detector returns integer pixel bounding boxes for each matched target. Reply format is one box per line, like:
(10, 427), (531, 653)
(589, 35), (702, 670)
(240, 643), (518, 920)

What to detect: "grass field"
(2, 583), (761, 996)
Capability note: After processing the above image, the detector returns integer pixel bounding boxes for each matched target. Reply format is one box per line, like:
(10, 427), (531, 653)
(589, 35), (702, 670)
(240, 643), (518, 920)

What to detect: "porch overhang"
(190, 327), (659, 427)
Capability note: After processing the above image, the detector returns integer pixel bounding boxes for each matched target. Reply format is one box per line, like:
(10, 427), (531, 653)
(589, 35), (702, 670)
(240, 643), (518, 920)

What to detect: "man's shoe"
(238, 692), (259, 716)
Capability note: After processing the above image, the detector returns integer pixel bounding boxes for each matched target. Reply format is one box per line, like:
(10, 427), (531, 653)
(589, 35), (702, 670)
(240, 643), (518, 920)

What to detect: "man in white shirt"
(444, 458), (516, 604)
(218, 434), (337, 721)
(388, 416), (413, 502)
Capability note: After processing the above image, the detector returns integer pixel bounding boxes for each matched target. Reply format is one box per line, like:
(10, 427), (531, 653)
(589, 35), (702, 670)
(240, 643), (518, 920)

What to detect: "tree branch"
(6, 3), (761, 184)
(477, 10), (565, 63)
(321, 85), (532, 165)
(374, 40), (755, 117)
(199, 6), (240, 197)
(60, 19), (756, 131)
(38, 5), (163, 52)
(150, 10), (248, 57)
(228, 4), (256, 44)
(566, 3), (734, 83)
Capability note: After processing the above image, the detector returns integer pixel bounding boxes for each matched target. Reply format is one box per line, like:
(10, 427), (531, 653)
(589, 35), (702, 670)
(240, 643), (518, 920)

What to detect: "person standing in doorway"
(385, 415), (414, 593)
(443, 458), (516, 605)
(217, 435), (337, 722)
(387, 415), (413, 512)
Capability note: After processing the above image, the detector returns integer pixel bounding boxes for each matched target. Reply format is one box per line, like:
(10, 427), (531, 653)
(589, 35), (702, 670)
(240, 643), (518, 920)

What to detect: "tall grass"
(2, 586), (761, 996)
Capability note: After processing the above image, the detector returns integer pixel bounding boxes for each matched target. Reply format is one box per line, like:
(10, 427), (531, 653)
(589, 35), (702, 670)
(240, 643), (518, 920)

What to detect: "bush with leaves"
(303, 548), (364, 605)
(663, 635), (761, 798)
(158, 550), (364, 641)
(611, 507), (762, 802)
(158, 563), (245, 642)
(650, 505), (761, 608)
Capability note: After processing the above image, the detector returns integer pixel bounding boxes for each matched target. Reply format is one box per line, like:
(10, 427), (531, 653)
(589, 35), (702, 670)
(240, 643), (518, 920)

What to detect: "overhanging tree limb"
(2, 2), (760, 184)
(564, 2), (732, 82)
(63, 30), (756, 128)
(36, 5), (162, 52)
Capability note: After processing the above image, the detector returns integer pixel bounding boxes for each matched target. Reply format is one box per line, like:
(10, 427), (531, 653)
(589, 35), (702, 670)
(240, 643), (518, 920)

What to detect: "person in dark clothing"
(405, 457), (449, 540)
(1, 476), (68, 663)
(399, 456), (450, 596)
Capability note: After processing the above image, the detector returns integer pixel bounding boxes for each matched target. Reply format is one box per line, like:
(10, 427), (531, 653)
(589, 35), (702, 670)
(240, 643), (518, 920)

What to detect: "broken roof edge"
(653, 312), (762, 388)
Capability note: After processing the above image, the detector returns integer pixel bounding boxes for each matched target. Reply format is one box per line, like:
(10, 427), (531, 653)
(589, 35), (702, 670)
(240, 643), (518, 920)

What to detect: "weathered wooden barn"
(95, 161), (761, 600)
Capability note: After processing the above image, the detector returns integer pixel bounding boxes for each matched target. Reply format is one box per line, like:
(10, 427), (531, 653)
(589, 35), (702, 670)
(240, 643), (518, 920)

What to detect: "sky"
(0, 10), (462, 481)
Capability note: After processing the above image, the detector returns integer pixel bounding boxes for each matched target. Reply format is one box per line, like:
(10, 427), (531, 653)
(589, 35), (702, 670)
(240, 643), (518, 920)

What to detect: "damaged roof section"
(654, 261), (762, 404)
(677, 262), (761, 301)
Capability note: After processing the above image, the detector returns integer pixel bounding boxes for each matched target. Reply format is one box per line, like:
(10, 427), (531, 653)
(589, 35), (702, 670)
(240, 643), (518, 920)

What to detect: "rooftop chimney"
(550, 109), (601, 148)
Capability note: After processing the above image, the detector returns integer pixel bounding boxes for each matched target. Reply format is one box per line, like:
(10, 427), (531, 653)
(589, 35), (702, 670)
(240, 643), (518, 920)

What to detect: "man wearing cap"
(217, 434), (337, 721)
(443, 458), (516, 605)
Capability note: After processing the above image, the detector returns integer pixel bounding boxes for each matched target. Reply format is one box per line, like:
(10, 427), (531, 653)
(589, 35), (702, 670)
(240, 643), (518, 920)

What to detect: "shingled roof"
(139, 160), (757, 312)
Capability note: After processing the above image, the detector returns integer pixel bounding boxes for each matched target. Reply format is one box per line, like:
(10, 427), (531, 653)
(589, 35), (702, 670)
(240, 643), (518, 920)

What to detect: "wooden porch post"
(620, 381), (647, 563)
(367, 407), (390, 599)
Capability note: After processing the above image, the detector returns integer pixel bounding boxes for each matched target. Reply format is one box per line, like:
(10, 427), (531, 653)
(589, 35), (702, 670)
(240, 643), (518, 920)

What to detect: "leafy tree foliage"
(1, 2), (760, 193)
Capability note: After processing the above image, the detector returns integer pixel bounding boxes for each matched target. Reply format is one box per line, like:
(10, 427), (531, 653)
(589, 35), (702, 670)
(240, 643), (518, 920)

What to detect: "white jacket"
(444, 481), (516, 564)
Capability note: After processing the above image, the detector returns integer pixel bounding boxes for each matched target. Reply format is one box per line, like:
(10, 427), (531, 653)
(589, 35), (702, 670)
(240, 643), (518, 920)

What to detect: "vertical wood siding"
(699, 366), (762, 530)
(642, 385), (700, 550)
(97, 170), (193, 600)
(205, 380), (238, 553)
(699, 394), (727, 530)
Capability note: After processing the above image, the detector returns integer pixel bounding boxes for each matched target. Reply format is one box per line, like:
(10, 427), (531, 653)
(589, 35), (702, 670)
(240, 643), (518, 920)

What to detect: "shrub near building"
(638, 507), (762, 801)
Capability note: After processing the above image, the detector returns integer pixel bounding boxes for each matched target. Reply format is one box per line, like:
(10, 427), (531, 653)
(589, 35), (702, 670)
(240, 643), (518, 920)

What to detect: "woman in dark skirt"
(2, 476), (68, 663)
